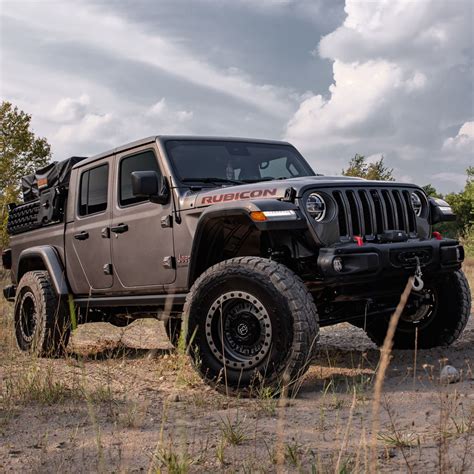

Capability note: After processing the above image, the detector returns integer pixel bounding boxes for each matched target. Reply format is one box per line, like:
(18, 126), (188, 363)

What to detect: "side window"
(79, 164), (109, 216)
(119, 150), (161, 206)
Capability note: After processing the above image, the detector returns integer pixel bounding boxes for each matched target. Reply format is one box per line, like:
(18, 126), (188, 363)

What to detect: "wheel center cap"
(237, 322), (249, 336)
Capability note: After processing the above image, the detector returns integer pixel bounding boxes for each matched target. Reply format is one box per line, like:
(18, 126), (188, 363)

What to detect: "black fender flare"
(17, 246), (69, 296)
(187, 200), (307, 286)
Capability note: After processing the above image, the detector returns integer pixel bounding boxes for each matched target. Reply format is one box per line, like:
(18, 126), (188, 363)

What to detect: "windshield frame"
(163, 138), (315, 188)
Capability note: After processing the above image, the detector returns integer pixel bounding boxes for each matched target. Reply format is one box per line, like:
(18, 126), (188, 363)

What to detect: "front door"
(110, 147), (175, 290)
(66, 159), (113, 293)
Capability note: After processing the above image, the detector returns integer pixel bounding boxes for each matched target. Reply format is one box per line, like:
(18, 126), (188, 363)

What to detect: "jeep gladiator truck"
(2, 136), (471, 393)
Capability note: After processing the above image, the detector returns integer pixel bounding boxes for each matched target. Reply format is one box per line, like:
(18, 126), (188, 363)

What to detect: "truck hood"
(179, 175), (417, 211)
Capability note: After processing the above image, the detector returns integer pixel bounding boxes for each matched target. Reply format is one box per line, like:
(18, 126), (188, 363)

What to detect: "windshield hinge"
(282, 187), (297, 203)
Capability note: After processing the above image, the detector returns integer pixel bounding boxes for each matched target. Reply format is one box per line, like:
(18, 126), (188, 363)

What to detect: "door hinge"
(103, 263), (113, 275)
(161, 215), (173, 228)
(162, 256), (175, 269)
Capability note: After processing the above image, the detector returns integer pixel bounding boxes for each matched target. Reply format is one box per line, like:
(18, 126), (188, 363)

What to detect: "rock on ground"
(68, 319), (173, 355)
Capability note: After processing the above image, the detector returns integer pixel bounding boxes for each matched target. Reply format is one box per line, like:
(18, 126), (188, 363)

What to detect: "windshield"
(165, 140), (315, 184)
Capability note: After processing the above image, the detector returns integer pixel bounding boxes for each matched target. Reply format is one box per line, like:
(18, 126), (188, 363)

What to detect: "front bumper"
(317, 238), (464, 279)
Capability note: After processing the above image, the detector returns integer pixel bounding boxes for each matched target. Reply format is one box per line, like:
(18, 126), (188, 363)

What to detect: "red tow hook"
(354, 236), (364, 247)
(433, 231), (442, 240)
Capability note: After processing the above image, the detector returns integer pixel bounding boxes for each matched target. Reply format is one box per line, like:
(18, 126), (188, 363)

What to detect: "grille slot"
(381, 190), (396, 229)
(346, 190), (362, 236)
(392, 190), (409, 232)
(370, 190), (385, 234)
(330, 187), (418, 240)
(402, 191), (416, 233)
(358, 190), (373, 236)
(333, 191), (348, 236)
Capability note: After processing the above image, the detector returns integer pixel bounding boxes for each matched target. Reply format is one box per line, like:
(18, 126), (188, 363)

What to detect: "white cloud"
(51, 94), (90, 122)
(443, 122), (474, 152)
(147, 98), (193, 123)
(50, 96), (196, 154)
(286, 60), (407, 145)
(285, 0), (473, 192)
(2, 0), (295, 118)
(147, 99), (167, 117)
(176, 110), (194, 122)
(318, 0), (470, 69)
(54, 112), (119, 149)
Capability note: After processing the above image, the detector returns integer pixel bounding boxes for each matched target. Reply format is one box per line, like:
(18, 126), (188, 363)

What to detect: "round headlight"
(411, 192), (422, 217)
(306, 193), (326, 221)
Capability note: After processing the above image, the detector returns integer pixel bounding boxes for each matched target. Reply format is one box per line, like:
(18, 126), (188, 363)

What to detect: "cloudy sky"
(1, 0), (472, 193)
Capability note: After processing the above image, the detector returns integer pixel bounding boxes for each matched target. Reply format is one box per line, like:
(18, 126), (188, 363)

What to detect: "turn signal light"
(250, 211), (268, 222)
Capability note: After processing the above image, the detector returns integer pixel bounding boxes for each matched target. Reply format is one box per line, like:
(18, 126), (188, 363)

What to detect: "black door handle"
(74, 231), (89, 240)
(110, 223), (128, 234)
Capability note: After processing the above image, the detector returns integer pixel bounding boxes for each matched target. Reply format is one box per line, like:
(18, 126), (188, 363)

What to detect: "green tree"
(342, 154), (395, 181)
(422, 183), (441, 198)
(444, 167), (474, 234)
(0, 101), (51, 247)
(429, 168), (474, 245)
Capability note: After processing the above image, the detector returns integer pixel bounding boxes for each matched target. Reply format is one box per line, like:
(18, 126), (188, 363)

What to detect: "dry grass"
(0, 261), (473, 472)
(464, 258), (474, 292)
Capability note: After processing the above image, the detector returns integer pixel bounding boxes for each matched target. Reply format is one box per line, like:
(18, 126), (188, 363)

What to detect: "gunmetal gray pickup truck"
(2, 136), (471, 393)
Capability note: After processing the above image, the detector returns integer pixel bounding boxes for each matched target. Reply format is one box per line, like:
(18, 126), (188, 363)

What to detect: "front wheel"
(364, 270), (471, 349)
(184, 257), (319, 395)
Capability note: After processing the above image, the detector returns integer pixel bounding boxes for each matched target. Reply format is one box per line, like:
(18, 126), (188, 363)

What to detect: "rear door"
(65, 158), (113, 293)
(110, 146), (175, 290)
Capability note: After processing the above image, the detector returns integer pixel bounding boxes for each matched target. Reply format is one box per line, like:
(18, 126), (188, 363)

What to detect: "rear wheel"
(364, 270), (471, 349)
(184, 257), (319, 394)
(14, 271), (70, 356)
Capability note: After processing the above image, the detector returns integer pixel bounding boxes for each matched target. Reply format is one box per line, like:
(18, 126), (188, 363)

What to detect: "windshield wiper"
(241, 177), (274, 183)
(182, 177), (244, 185)
(241, 177), (294, 183)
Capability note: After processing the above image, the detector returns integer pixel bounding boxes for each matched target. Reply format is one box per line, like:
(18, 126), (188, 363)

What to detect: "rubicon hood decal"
(201, 188), (278, 204)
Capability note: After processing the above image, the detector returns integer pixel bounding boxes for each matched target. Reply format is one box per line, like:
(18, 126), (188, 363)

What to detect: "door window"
(78, 164), (109, 216)
(119, 150), (161, 206)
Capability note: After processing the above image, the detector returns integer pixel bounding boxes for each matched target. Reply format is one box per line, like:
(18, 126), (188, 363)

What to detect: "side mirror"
(131, 171), (169, 205)
(429, 197), (456, 224)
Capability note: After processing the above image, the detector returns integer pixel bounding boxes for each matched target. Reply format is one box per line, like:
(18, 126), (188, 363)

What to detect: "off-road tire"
(184, 257), (319, 395)
(14, 271), (70, 356)
(364, 270), (471, 349)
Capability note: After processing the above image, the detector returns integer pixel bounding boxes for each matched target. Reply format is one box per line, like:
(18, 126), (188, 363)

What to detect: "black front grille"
(332, 188), (417, 238)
